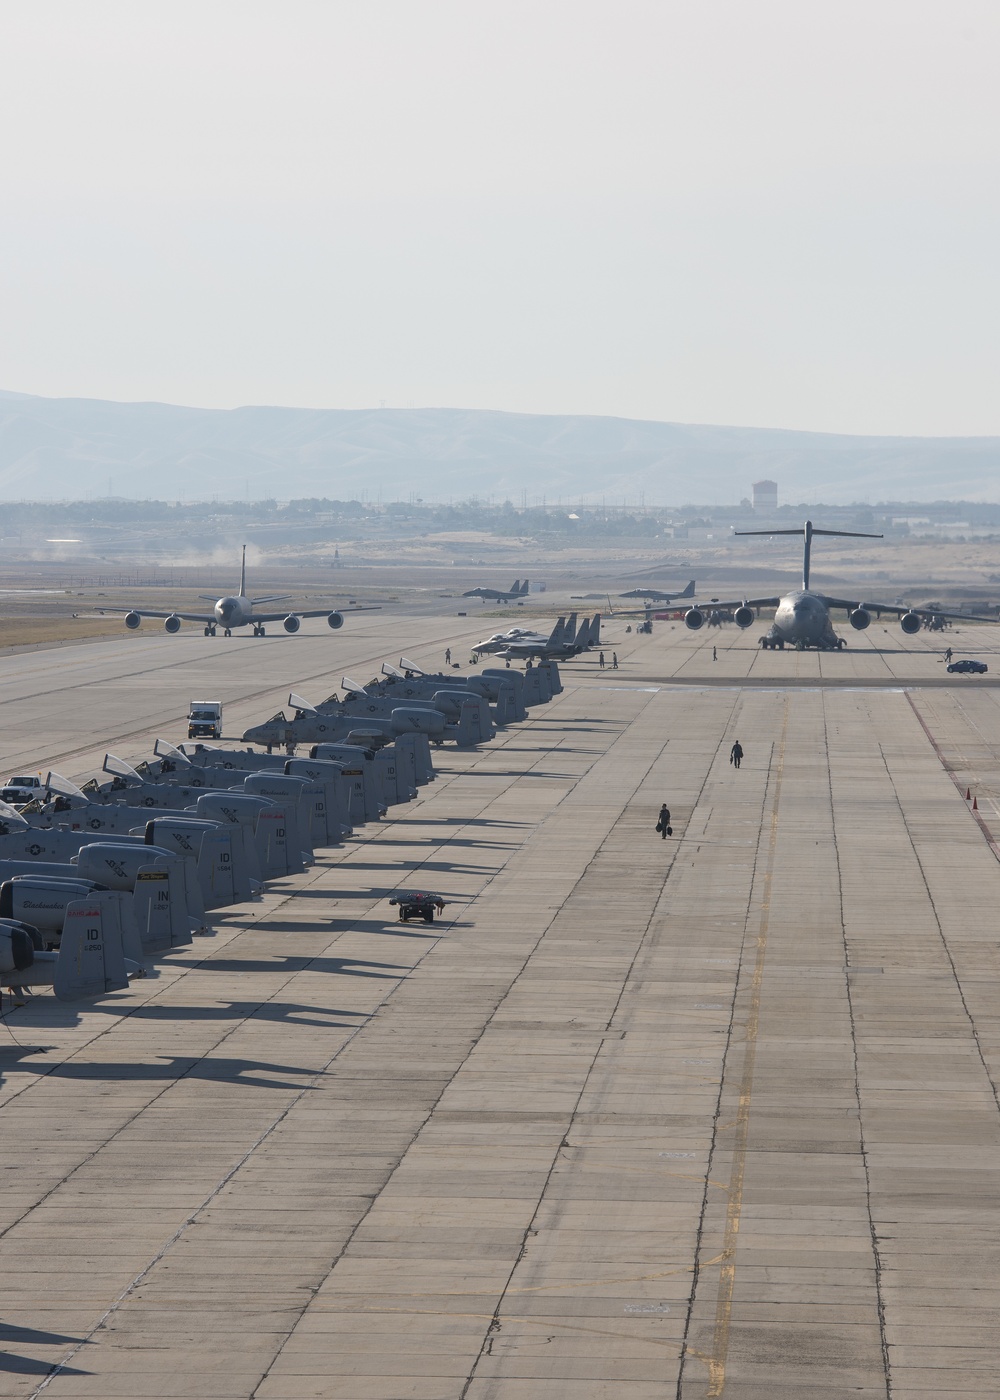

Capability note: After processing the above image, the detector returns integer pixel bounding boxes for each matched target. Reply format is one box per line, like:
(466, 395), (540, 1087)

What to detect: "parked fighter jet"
(109, 546), (347, 636)
(680, 521), (996, 650)
(620, 580), (696, 601)
(496, 613), (601, 661)
(462, 579), (530, 603)
(472, 617), (569, 656)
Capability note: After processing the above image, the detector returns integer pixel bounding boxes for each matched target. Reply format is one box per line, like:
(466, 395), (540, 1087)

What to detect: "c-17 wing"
(608, 595), (780, 616)
(819, 595), (999, 624)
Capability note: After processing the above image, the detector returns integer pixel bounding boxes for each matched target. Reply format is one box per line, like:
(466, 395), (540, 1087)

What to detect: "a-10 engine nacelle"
(327, 611), (344, 630)
(850, 607), (871, 630)
(900, 611), (922, 635)
(733, 606), (754, 629)
(125, 611), (141, 629)
(684, 608), (705, 630)
(283, 615), (301, 633)
(164, 615), (181, 633)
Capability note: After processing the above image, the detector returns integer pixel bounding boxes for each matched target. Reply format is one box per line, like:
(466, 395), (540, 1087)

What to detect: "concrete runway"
(1, 617), (1000, 1397)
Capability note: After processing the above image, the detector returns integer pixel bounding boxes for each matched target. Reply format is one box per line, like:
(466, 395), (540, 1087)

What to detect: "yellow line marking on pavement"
(706, 705), (787, 1398)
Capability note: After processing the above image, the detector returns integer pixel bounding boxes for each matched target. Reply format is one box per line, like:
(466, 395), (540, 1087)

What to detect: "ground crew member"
(945, 647), (953, 663)
(713, 645), (717, 661)
(612, 652), (618, 669)
(445, 647), (451, 665)
(599, 651), (605, 669)
(730, 740), (743, 769)
(655, 804), (672, 838)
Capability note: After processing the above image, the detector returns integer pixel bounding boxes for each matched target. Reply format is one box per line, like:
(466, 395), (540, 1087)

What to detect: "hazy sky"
(2, 1), (998, 435)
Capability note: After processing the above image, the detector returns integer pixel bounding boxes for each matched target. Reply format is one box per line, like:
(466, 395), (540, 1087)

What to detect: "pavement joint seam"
(676, 723), (781, 1399)
(825, 694), (893, 1400)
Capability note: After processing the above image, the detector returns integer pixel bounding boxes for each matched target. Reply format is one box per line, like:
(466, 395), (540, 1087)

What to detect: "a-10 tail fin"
(0, 893), (131, 1002)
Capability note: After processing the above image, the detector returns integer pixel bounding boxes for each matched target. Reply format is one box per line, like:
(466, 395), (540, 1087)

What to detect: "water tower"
(752, 479), (778, 512)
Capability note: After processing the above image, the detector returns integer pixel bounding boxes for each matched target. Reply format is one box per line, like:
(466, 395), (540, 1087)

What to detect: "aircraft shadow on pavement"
(329, 917), (437, 939)
(123, 999), (363, 1028)
(0, 1354), (89, 1378)
(173, 954), (407, 979)
(26, 1054), (322, 1091)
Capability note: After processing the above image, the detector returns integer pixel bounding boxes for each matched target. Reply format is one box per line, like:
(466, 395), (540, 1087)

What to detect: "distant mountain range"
(0, 388), (997, 505)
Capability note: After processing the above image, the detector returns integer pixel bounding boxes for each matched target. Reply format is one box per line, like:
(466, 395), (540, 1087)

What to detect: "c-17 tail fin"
(239, 544), (247, 599)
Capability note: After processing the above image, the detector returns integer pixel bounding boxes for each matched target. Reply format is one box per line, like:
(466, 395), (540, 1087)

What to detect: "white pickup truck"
(187, 700), (223, 740)
(0, 774), (44, 806)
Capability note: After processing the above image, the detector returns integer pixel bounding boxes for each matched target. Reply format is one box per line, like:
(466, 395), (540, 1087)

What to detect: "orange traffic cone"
(973, 795), (979, 811)
(966, 787), (971, 800)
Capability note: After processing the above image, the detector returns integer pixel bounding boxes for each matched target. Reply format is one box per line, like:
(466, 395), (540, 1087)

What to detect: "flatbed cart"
(389, 891), (447, 924)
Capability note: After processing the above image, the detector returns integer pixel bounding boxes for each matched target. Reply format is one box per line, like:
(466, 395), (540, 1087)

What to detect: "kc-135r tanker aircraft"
(681, 521), (995, 650)
(110, 546), (347, 637)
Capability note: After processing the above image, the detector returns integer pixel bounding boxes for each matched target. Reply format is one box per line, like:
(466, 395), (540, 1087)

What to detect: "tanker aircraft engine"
(111, 546), (348, 637)
(679, 521), (995, 651)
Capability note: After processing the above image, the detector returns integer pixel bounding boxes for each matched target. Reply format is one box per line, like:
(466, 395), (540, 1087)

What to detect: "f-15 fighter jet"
(462, 579), (530, 603)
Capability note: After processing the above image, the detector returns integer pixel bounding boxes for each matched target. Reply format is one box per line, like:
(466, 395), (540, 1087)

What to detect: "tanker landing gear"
(204, 624), (217, 636)
(252, 624), (266, 637)
(223, 627), (232, 637)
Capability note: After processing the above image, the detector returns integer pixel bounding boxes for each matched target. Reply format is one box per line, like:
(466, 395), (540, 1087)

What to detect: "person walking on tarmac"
(445, 647), (451, 665)
(945, 646), (953, 663)
(599, 651), (606, 669)
(730, 740), (743, 769)
(655, 804), (672, 838)
(713, 645), (717, 661)
(612, 652), (618, 669)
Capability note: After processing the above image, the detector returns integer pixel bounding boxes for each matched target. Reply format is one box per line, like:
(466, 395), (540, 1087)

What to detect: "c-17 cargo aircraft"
(679, 521), (995, 650)
(619, 580), (696, 602)
(109, 546), (348, 637)
(462, 579), (529, 603)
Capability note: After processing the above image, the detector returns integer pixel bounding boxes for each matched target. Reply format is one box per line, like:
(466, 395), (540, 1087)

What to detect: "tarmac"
(1, 613), (1000, 1398)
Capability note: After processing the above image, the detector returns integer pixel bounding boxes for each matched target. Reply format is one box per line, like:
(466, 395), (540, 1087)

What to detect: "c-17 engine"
(900, 612), (921, 635)
(849, 607), (871, 630)
(683, 608), (705, 630)
(327, 611), (344, 630)
(733, 605), (754, 629)
(124, 611), (141, 630)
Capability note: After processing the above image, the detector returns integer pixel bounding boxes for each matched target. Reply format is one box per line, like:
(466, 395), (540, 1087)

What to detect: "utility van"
(188, 701), (223, 739)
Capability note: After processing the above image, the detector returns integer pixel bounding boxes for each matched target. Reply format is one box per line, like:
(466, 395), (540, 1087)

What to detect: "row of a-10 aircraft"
(0, 659), (560, 1005)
